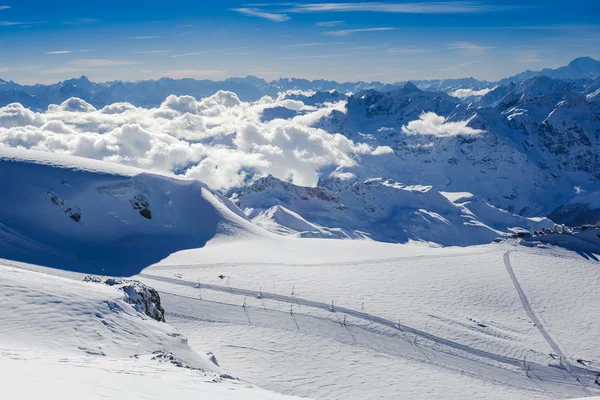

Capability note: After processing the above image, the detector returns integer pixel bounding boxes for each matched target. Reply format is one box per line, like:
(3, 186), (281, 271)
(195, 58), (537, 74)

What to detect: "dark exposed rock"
(130, 194), (152, 220)
(47, 191), (82, 222)
(84, 276), (165, 322)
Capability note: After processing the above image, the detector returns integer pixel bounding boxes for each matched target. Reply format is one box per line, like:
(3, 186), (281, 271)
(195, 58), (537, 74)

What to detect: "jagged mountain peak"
(402, 81), (421, 92)
(567, 56), (600, 70)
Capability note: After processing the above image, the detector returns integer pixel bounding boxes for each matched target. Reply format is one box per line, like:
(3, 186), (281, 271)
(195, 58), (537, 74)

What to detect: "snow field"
(0, 262), (299, 399)
(136, 237), (600, 399)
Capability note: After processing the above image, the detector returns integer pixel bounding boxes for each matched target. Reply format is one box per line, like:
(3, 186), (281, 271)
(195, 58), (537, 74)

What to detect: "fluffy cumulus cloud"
(0, 103), (45, 128)
(450, 88), (492, 99)
(401, 112), (483, 137)
(0, 92), (389, 189)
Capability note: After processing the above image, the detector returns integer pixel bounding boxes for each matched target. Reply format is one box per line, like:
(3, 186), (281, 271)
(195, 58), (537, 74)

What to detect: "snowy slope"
(135, 234), (600, 400)
(0, 147), (265, 276)
(1, 149), (599, 399)
(0, 261), (297, 400)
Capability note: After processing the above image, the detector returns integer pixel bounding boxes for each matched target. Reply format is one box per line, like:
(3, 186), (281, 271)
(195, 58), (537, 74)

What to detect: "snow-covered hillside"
(135, 233), (600, 400)
(0, 147), (264, 275)
(232, 174), (552, 244)
(1, 147), (599, 400)
(0, 261), (297, 400)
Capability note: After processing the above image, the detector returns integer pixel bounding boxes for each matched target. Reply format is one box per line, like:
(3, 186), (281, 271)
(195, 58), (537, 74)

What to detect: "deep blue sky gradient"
(0, 0), (598, 83)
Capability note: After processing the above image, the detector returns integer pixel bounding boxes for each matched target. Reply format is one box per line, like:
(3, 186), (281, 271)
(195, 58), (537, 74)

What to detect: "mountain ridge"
(2, 57), (598, 110)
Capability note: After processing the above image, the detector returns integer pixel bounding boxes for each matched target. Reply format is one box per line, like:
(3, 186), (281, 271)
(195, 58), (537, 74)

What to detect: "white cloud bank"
(450, 88), (492, 98)
(401, 112), (483, 136)
(0, 92), (390, 189)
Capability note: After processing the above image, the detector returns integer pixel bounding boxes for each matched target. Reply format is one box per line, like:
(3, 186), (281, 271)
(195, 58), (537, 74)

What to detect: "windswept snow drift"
(0, 147), (264, 276)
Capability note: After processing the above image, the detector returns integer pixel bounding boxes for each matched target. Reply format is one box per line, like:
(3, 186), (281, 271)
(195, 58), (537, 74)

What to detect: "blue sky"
(0, 0), (599, 84)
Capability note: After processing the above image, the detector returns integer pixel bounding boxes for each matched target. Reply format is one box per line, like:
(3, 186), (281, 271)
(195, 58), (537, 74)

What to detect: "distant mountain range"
(232, 69), (600, 239)
(230, 58), (600, 238)
(2, 57), (599, 110)
(2, 57), (600, 243)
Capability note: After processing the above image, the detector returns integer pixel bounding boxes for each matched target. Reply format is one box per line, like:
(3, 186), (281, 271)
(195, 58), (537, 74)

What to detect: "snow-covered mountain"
(3, 57), (598, 110)
(226, 70), (600, 237)
(1, 57), (599, 245)
(231, 174), (551, 245)
(306, 77), (600, 224)
(499, 56), (600, 84)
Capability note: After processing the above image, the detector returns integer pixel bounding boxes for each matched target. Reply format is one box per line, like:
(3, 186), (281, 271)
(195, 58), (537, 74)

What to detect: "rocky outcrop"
(84, 276), (165, 322)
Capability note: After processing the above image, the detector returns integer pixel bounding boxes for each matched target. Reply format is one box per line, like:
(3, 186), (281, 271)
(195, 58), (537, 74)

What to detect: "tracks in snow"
(138, 271), (597, 386)
(502, 251), (573, 373)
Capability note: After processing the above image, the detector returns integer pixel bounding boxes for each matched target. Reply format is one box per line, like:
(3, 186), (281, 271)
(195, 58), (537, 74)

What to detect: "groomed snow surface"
(1, 149), (600, 399)
(137, 237), (600, 400)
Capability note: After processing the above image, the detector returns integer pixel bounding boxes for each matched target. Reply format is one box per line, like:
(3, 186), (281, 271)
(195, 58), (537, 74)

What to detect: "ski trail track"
(139, 272), (599, 392)
(503, 251), (573, 373)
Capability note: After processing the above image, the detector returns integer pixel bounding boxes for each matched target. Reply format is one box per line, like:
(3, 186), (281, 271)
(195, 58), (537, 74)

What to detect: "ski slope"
(1, 148), (599, 399)
(136, 236), (600, 400)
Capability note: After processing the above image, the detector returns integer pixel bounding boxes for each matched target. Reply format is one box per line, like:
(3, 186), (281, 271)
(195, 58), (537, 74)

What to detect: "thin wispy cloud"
(352, 44), (385, 50)
(287, 2), (515, 14)
(284, 42), (347, 47)
(316, 20), (344, 27)
(436, 60), (482, 73)
(0, 65), (39, 73)
(278, 53), (354, 60)
(171, 50), (216, 58)
(518, 51), (541, 63)
(63, 18), (101, 25)
(159, 69), (227, 79)
(232, 7), (290, 22)
(128, 36), (160, 40)
(171, 47), (249, 58)
(0, 21), (26, 26)
(324, 27), (396, 36)
(46, 50), (72, 55)
(479, 24), (600, 31)
(134, 50), (171, 55)
(446, 41), (492, 56)
(70, 59), (143, 68)
(38, 67), (81, 75)
(0, 6), (10, 10)
(388, 47), (428, 54)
